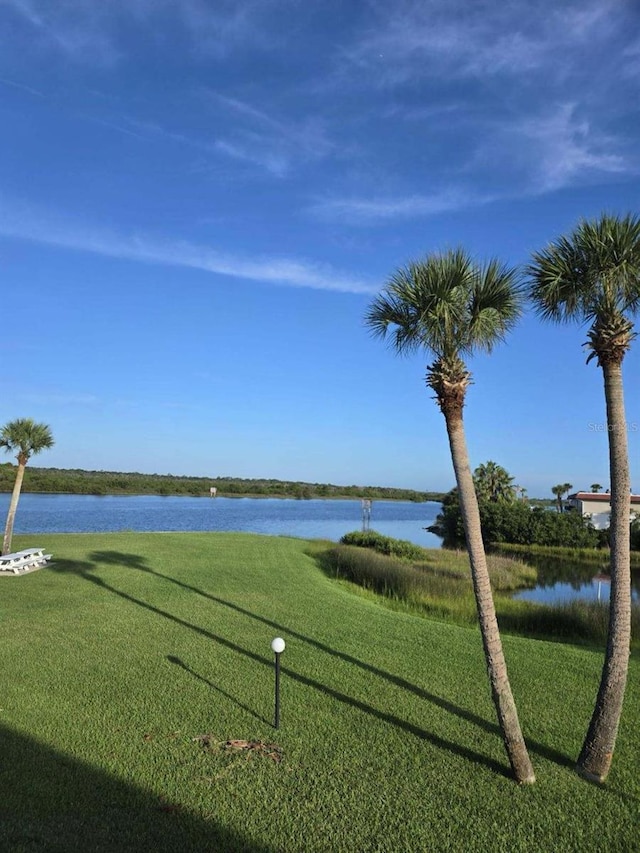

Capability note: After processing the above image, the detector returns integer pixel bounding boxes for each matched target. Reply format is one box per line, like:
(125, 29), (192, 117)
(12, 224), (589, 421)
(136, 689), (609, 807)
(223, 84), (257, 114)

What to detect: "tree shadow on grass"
(87, 551), (148, 571)
(85, 549), (573, 773)
(72, 552), (509, 778)
(0, 724), (275, 853)
(49, 557), (97, 575)
(166, 655), (271, 726)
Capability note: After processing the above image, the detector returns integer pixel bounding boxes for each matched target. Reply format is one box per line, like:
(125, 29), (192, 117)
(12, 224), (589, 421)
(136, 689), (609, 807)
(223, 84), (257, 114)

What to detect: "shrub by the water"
(326, 545), (426, 600)
(339, 529), (427, 560)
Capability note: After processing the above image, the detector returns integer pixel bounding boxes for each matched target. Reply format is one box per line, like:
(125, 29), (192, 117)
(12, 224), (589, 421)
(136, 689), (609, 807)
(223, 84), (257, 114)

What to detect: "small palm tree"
(1, 418), (54, 555)
(366, 248), (534, 784)
(528, 212), (640, 783)
(591, 483), (603, 493)
(474, 461), (515, 502)
(551, 484), (565, 512)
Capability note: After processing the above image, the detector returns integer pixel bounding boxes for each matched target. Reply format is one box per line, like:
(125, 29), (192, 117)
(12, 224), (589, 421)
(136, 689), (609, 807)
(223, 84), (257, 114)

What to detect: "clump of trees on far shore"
(0, 464), (444, 503)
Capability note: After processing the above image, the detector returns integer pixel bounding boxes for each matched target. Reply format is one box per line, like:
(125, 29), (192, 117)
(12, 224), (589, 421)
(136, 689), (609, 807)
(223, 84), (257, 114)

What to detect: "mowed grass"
(1, 532), (639, 852)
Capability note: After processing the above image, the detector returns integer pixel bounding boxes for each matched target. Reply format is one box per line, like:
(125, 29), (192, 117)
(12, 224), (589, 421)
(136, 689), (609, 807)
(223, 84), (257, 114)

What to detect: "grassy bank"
(1, 532), (639, 851)
(323, 537), (640, 649)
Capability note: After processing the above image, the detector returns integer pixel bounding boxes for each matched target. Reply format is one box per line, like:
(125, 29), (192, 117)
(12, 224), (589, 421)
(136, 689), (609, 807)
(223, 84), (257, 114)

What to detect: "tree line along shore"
(0, 464), (445, 502)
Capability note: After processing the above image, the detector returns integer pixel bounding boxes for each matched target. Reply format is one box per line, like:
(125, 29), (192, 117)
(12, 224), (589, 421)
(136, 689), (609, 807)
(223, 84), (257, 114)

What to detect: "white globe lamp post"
(271, 637), (285, 728)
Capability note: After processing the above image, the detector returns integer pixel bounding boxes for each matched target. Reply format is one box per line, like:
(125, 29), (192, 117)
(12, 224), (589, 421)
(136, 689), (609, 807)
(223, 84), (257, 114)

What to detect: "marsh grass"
(322, 544), (536, 624)
(321, 540), (640, 649)
(498, 598), (623, 645)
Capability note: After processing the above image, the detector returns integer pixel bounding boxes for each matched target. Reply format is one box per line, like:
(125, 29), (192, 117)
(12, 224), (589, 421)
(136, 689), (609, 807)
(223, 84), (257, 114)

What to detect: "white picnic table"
(0, 548), (52, 574)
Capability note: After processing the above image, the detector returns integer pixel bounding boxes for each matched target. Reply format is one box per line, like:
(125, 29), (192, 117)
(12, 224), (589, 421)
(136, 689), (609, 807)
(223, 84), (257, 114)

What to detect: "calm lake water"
(514, 577), (639, 606)
(5, 493), (638, 607)
(1, 493), (443, 548)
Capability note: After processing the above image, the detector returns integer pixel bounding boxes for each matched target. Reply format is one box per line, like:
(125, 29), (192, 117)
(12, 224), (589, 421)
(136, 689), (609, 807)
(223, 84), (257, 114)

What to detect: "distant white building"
(566, 491), (640, 530)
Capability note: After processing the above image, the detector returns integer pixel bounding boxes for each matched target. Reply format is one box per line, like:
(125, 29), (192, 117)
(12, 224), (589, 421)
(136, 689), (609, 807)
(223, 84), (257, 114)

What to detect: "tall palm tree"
(591, 483), (603, 493)
(366, 248), (535, 784)
(528, 212), (640, 783)
(1, 418), (54, 555)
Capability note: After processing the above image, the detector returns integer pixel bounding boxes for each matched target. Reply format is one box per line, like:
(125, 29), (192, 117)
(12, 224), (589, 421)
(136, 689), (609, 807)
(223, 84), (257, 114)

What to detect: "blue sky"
(1, 0), (639, 497)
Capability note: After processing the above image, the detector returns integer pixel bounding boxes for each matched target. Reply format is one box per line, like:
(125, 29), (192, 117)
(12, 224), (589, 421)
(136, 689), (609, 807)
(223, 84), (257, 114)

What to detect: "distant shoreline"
(1, 491), (444, 503)
(0, 465), (446, 503)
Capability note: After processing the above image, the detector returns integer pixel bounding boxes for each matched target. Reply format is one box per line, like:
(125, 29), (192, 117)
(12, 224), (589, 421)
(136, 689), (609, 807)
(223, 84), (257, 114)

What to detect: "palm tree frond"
(467, 260), (524, 353)
(1, 418), (55, 461)
(528, 213), (640, 327)
(365, 248), (522, 361)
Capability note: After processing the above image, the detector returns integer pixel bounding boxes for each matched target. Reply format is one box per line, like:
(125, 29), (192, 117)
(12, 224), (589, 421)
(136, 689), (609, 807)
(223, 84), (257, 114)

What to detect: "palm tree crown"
(551, 483), (573, 512)
(474, 461), (515, 502)
(1, 418), (55, 464)
(366, 248), (523, 417)
(551, 484), (564, 512)
(528, 213), (640, 365)
(367, 248), (522, 357)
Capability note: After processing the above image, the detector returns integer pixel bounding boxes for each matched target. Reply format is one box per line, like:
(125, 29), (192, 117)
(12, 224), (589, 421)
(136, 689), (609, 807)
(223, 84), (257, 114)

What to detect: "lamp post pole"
(271, 637), (285, 729)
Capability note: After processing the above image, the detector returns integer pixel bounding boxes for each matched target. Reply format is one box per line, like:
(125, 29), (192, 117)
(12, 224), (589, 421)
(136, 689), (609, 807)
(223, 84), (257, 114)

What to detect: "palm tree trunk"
(444, 410), (535, 784)
(577, 361), (631, 783)
(2, 462), (26, 555)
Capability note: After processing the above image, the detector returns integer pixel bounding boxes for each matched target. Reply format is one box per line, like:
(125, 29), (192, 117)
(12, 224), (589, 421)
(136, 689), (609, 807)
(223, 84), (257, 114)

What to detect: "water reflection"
(511, 553), (640, 605)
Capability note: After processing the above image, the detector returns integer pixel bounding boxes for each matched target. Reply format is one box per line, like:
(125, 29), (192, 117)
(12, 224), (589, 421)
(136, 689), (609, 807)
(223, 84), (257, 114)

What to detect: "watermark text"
(588, 422), (638, 433)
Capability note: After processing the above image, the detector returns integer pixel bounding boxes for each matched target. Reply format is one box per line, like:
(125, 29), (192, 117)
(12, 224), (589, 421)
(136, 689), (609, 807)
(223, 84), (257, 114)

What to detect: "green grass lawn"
(1, 532), (639, 852)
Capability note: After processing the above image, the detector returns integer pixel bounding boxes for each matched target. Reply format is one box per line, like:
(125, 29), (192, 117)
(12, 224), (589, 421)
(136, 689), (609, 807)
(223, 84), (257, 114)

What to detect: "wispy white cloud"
(309, 188), (495, 224)
(114, 98), (333, 179)
(213, 139), (289, 178)
(621, 34), (640, 78)
(1, 3), (335, 177)
(309, 98), (637, 225)
(4, 0), (43, 29)
(3, 0), (121, 64)
(502, 102), (631, 193)
(304, 0), (638, 223)
(0, 75), (45, 97)
(177, 0), (283, 58)
(212, 93), (281, 128)
(312, 96), (637, 225)
(2, 0), (286, 63)
(85, 115), (148, 141)
(207, 91), (335, 177)
(0, 200), (375, 294)
(341, 0), (624, 87)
